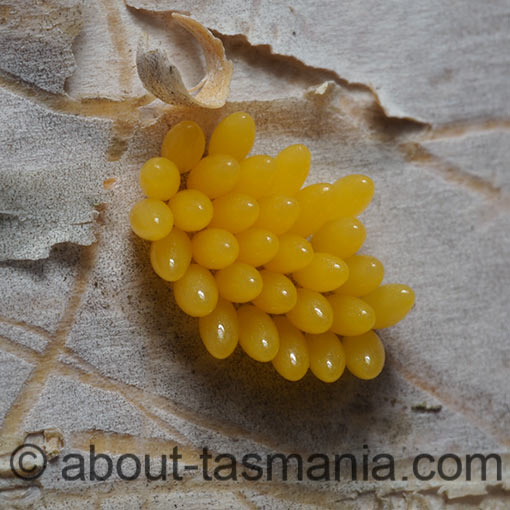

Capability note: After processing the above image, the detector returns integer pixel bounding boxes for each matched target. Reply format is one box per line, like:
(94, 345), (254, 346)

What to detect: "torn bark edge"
(136, 13), (233, 109)
(0, 428), (64, 479)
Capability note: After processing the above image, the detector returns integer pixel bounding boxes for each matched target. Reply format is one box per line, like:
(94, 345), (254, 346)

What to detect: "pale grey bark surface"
(0, 1), (509, 508)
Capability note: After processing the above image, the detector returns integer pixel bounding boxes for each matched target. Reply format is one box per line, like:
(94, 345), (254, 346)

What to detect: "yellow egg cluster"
(129, 112), (415, 383)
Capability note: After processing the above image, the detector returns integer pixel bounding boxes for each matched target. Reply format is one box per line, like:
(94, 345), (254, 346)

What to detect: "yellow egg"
(161, 120), (205, 173)
(306, 331), (345, 383)
(139, 157), (180, 200)
(187, 154), (240, 198)
(168, 189), (213, 232)
(191, 228), (239, 270)
(329, 174), (374, 219)
(208, 112), (256, 161)
(272, 316), (309, 381)
(327, 294), (375, 336)
(265, 233), (314, 274)
(199, 298), (239, 359)
(336, 255), (384, 297)
(233, 155), (275, 198)
(252, 270), (297, 314)
(290, 183), (335, 237)
(173, 264), (218, 317)
(150, 228), (191, 282)
(293, 252), (349, 292)
(343, 330), (385, 380)
(254, 195), (300, 235)
(215, 262), (263, 303)
(312, 217), (366, 259)
(271, 144), (311, 195)
(235, 228), (279, 267)
(286, 288), (333, 334)
(129, 198), (174, 241)
(362, 284), (415, 329)
(209, 192), (260, 233)
(237, 304), (279, 362)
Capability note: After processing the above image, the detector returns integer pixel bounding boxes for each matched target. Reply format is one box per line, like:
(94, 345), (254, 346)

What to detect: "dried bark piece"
(136, 13), (233, 108)
(128, 0), (510, 124)
(0, 428), (63, 478)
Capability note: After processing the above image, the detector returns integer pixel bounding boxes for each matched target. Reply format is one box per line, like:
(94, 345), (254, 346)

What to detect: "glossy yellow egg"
(264, 233), (314, 273)
(199, 298), (239, 359)
(306, 331), (345, 383)
(168, 189), (213, 232)
(173, 264), (218, 317)
(254, 195), (300, 235)
(187, 154), (240, 198)
(236, 228), (279, 267)
(150, 228), (191, 282)
(237, 304), (279, 362)
(139, 157), (180, 200)
(336, 255), (384, 297)
(215, 262), (263, 303)
(362, 284), (415, 329)
(329, 174), (374, 219)
(208, 112), (256, 161)
(252, 270), (297, 314)
(233, 155), (275, 198)
(161, 120), (205, 173)
(293, 252), (349, 292)
(271, 144), (311, 195)
(343, 330), (385, 380)
(191, 228), (239, 270)
(290, 183), (335, 237)
(312, 217), (366, 259)
(286, 288), (333, 334)
(272, 316), (309, 381)
(129, 198), (174, 241)
(209, 192), (260, 233)
(328, 294), (375, 336)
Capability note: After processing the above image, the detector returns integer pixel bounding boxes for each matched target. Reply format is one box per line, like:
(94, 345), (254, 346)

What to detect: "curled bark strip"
(136, 13), (233, 108)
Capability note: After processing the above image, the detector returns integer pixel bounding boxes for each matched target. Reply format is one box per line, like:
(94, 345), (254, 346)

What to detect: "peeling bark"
(0, 0), (82, 93)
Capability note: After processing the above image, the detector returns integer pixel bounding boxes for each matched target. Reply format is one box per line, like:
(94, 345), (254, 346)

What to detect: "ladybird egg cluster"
(129, 112), (415, 383)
